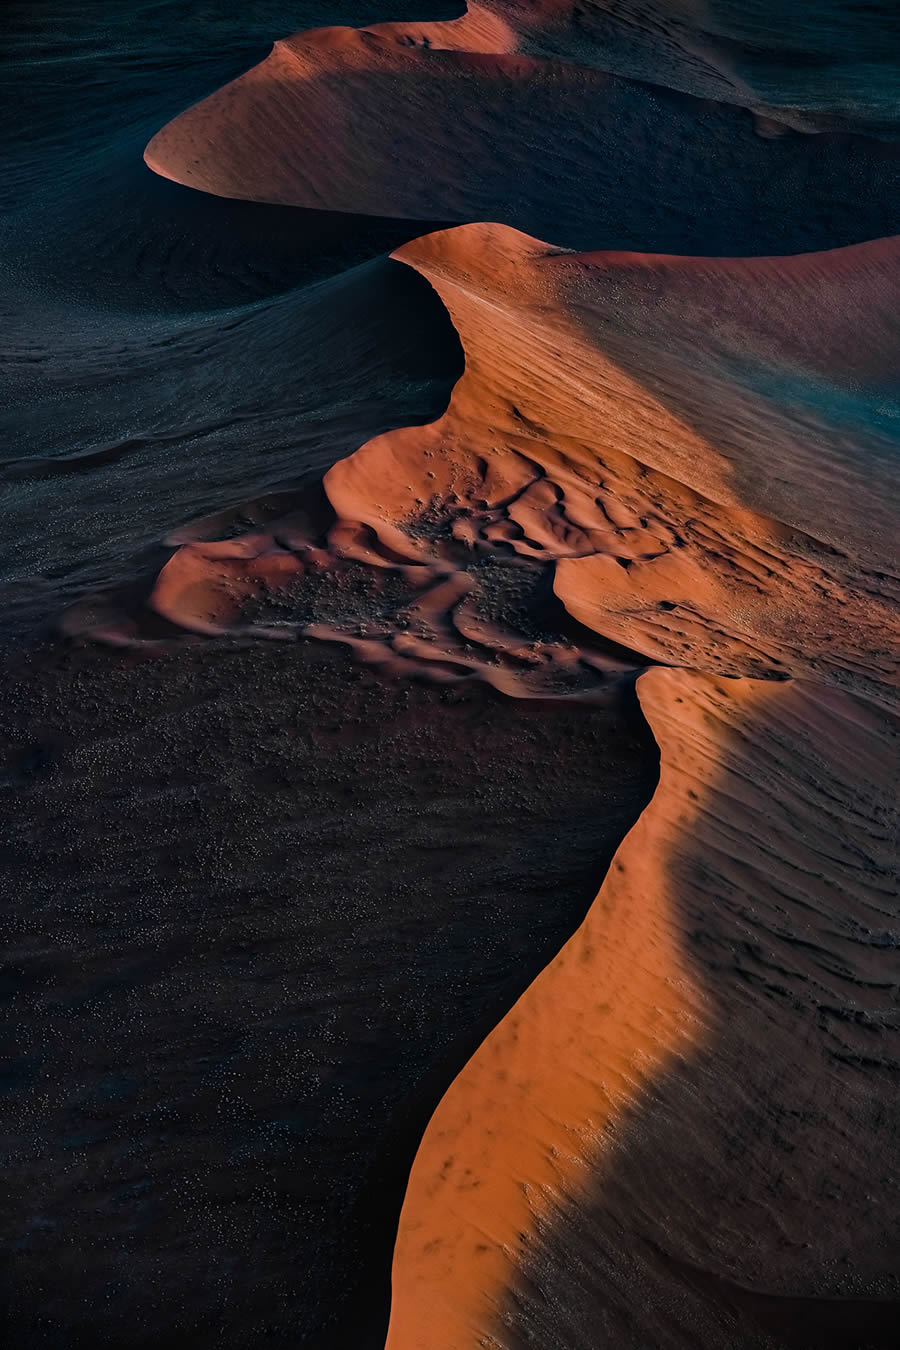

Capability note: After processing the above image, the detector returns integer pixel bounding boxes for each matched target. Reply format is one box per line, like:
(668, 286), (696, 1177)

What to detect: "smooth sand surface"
(82, 210), (898, 1343)
(387, 669), (899, 1347)
(393, 1), (900, 130)
(0, 636), (657, 1347)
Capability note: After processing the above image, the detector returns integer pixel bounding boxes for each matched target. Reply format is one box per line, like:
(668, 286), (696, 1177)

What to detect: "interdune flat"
(403, 1), (900, 131)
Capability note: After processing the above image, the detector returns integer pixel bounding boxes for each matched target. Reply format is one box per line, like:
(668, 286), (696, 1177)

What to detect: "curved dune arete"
(76, 224), (900, 705)
(387, 668), (900, 1349)
(74, 209), (900, 1342)
(142, 10), (900, 255)
(113, 7), (900, 1347)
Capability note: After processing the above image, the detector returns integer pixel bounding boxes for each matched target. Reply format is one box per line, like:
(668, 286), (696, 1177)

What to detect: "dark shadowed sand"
(0, 637), (656, 1347)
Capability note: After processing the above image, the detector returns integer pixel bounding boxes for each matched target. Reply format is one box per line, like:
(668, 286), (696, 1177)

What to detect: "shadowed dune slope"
(126, 13), (900, 1347)
(12, 1), (898, 1347)
(387, 669), (900, 1349)
(386, 0), (900, 132)
(98, 216), (900, 1347)
(143, 18), (900, 255)
(2, 256), (461, 634)
(0, 636), (657, 1349)
(81, 207), (899, 1346)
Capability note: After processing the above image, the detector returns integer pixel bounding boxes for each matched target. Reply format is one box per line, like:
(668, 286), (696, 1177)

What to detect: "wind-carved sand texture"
(69, 2), (900, 1346)
(69, 225), (900, 710)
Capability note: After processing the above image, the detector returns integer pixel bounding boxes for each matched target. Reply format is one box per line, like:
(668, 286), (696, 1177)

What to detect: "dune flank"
(12, 0), (898, 1345)
(76, 224), (899, 711)
(93, 5), (900, 1345)
(71, 207), (899, 1340)
(386, 668), (900, 1348)
(352, 0), (900, 132)
(143, 16), (900, 255)
(409, 1), (900, 131)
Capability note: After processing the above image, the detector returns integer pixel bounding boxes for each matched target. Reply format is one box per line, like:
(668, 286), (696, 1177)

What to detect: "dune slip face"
(388, 669), (900, 1348)
(97, 8), (900, 1340)
(7, 0), (900, 1347)
(143, 12), (900, 256)
(66, 210), (900, 1340)
(0, 633), (660, 1348)
(70, 223), (900, 714)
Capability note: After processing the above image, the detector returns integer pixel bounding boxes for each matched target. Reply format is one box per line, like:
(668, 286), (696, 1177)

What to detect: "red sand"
(143, 18), (899, 247)
(127, 13), (900, 1345)
(87, 225), (899, 711)
(80, 216), (898, 1343)
(387, 669), (899, 1347)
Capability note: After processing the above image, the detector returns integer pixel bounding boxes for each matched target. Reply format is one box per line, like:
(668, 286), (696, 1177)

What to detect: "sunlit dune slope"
(103, 223), (899, 710)
(143, 18), (900, 255)
(393, 223), (900, 698)
(95, 220), (899, 1349)
(387, 668), (900, 1348)
(12, 1), (900, 1347)
(133, 21), (900, 1348)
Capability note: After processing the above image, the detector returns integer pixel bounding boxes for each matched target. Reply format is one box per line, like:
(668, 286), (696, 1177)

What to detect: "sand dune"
(71, 198), (898, 1343)
(391, 1), (900, 132)
(85, 224), (899, 713)
(1, 627), (661, 1348)
(339, 226), (900, 698)
(143, 17), (900, 255)
(34, 4), (897, 1346)
(2, 250), (461, 647)
(387, 668), (900, 1348)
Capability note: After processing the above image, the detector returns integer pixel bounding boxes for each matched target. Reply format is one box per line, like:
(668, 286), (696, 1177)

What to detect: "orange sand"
(387, 670), (900, 1346)
(126, 16), (900, 1344)
(143, 17), (900, 243)
(82, 218), (898, 1344)
(145, 5), (900, 217)
(74, 226), (899, 713)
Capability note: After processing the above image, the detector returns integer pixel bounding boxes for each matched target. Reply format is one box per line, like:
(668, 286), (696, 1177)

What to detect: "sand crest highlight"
(9, 2), (900, 1345)
(143, 15), (900, 257)
(71, 225), (899, 713)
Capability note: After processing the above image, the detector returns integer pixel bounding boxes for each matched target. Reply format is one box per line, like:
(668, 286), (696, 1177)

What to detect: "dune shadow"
(497, 676), (900, 1350)
(0, 638), (658, 1348)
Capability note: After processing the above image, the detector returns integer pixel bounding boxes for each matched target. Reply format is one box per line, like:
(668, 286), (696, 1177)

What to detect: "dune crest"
(70, 224), (900, 715)
(387, 668), (900, 1347)
(455, 1), (900, 132)
(62, 218), (899, 1344)
(12, 1), (900, 1345)
(383, 664), (711, 1348)
(130, 17), (900, 1342)
(143, 13), (900, 258)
